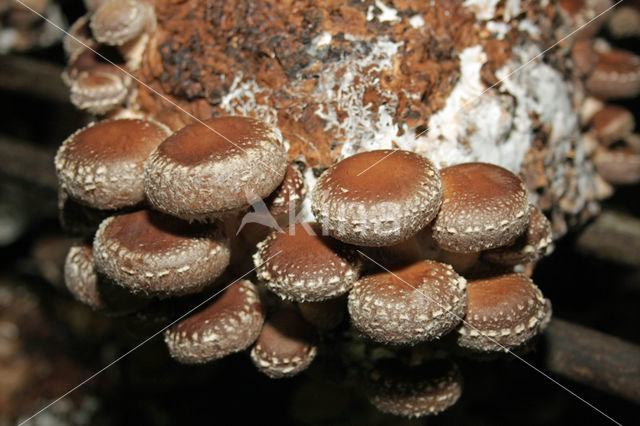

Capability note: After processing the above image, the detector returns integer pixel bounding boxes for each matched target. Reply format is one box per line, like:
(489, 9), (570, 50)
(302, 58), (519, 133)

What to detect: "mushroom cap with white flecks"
(348, 260), (467, 345)
(264, 164), (306, 217)
(457, 273), (549, 352)
(93, 210), (230, 297)
(55, 119), (170, 210)
(253, 223), (362, 302)
(432, 162), (530, 253)
(64, 244), (104, 310)
(250, 308), (317, 378)
(90, 0), (150, 46)
(585, 49), (640, 99)
(69, 70), (131, 115)
(483, 204), (553, 266)
(144, 116), (288, 220)
(366, 358), (463, 418)
(164, 280), (264, 364)
(311, 150), (442, 247)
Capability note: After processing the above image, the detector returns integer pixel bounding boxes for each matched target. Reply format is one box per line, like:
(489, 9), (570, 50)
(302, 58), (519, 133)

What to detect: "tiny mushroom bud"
(311, 150), (442, 247)
(63, 15), (96, 59)
(483, 205), (553, 266)
(457, 273), (549, 352)
(250, 308), (318, 378)
(253, 223), (362, 302)
(432, 162), (530, 253)
(348, 260), (467, 345)
(366, 359), (463, 418)
(144, 116), (287, 220)
(93, 210), (230, 297)
(593, 145), (640, 185)
(164, 280), (264, 364)
(55, 119), (170, 210)
(606, 4), (640, 39)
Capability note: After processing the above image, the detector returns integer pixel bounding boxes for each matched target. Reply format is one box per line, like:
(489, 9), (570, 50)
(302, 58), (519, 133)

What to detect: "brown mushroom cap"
(432, 162), (530, 253)
(264, 164), (306, 217)
(164, 280), (264, 364)
(250, 308), (317, 378)
(585, 49), (640, 99)
(366, 359), (463, 418)
(93, 210), (230, 297)
(348, 260), (467, 345)
(483, 204), (553, 266)
(457, 273), (549, 352)
(64, 244), (104, 310)
(590, 105), (635, 145)
(253, 223), (362, 302)
(69, 69), (131, 115)
(144, 116), (287, 220)
(90, 0), (149, 46)
(594, 145), (640, 185)
(311, 150), (442, 247)
(55, 119), (170, 210)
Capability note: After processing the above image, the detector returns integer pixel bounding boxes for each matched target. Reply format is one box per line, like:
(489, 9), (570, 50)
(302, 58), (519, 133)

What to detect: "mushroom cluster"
(53, 0), (638, 419)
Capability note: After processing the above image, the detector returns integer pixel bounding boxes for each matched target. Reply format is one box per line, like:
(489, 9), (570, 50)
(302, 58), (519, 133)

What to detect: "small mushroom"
(483, 204), (553, 266)
(55, 119), (170, 210)
(590, 104), (635, 145)
(253, 223), (362, 302)
(264, 163), (306, 218)
(585, 48), (640, 99)
(93, 210), (230, 297)
(164, 280), (264, 364)
(63, 15), (96, 59)
(90, 0), (151, 46)
(250, 308), (317, 378)
(366, 358), (463, 418)
(457, 272), (549, 352)
(432, 162), (530, 253)
(144, 116), (287, 221)
(64, 244), (104, 310)
(348, 260), (467, 345)
(606, 4), (640, 39)
(311, 150), (442, 247)
(70, 69), (132, 115)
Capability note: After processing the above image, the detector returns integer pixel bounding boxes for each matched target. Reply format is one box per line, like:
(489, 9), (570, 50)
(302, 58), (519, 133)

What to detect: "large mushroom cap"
(144, 116), (288, 220)
(253, 223), (362, 302)
(311, 150), (442, 247)
(432, 162), (530, 253)
(165, 280), (264, 364)
(348, 260), (467, 345)
(250, 308), (317, 378)
(366, 359), (463, 418)
(93, 210), (230, 297)
(55, 119), (170, 210)
(457, 273), (549, 352)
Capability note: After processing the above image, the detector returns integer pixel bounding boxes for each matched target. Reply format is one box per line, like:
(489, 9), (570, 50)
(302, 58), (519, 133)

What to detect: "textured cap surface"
(165, 280), (264, 363)
(93, 210), (230, 296)
(90, 0), (149, 46)
(367, 359), (462, 418)
(55, 119), (170, 210)
(250, 308), (317, 378)
(253, 223), (362, 302)
(144, 116), (287, 220)
(311, 150), (442, 246)
(64, 244), (104, 310)
(348, 260), (467, 344)
(457, 273), (548, 352)
(432, 162), (530, 253)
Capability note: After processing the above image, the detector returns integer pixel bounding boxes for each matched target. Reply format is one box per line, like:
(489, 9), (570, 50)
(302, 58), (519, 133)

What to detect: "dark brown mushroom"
(164, 280), (264, 363)
(144, 116), (287, 220)
(250, 308), (317, 378)
(253, 223), (362, 302)
(93, 210), (230, 297)
(348, 260), (467, 344)
(311, 150), (442, 247)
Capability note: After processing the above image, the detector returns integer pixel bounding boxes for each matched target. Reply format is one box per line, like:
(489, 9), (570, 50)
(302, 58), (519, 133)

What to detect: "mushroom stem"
(543, 318), (640, 404)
